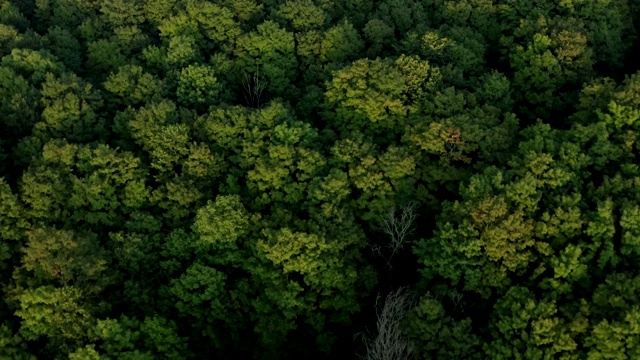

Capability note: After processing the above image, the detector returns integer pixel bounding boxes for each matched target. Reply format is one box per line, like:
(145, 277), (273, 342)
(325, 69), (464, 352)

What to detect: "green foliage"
(235, 21), (297, 96)
(419, 27), (487, 84)
(99, 0), (145, 28)
(325, 58), (409, 138)
(165, 35), (201, 69)
(34, 0), (99, 31)
(0, 324), (36, 360)
(36, 72), (106, 142)
(194, 195), (249, 244)
(87, 39), (126, 75)
(20, 140), (150, 226)
(176, 64), (223, 110)
(104, 65), (167, 107)
(0, 179), (27, 270)
(1, 48), (63, 84)
(276, 0), (326, 31)
(93, 315), (189, 359)
(15, 285), (94, 341)
(0, 23), (21, 57)
(586, 273), (640, 359)
(185, 0), (240, 48)
(320, 20), (364, 64)
(68, 345), (101, 360)
(0, 66), (39, 142)
(168, 262), (229, 346)
(363, 18), (395, 57)
(1, 1), (640, 359)
(484, 286), (584, 359)
(20, 228), (108, 289)
(44, 26), (82, 72)
(142, 0), (177, 25)
(407, 293), (481, 360)
(0, 1), (29, 31)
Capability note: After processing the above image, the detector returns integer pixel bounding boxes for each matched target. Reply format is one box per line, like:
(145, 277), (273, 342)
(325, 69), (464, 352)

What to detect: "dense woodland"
(1, 0), (640, 358)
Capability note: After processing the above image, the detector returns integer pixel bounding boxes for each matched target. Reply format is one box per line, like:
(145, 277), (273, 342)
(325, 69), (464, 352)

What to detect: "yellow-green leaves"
(194, 195), (249, 244)
(99, 0), (144, 27)
(260, 228), (329, 279)
(325, 58), (409, 137)
(0, 324), (36, 360)
(92, 315), (188, 359)
(620, 204), (640, 256)
(15, 285), (94, 341)
(186, 0), (240, 46)
(486, 287), (581, 359)
(1, 49), (62, 84)
(20, 140), (149, 226)
(104, 65), (166, 107)
(586, 273), (640, 359)
(276, 0), (326, 31)
(38, 73), (105, 142)
(176, 64), (222, 110)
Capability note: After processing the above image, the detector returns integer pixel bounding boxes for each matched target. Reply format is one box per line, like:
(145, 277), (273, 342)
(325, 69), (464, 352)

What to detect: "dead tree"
(242, 65), (268, 108)
(362, 288), (414, 360)
(374, 202), (418, 268)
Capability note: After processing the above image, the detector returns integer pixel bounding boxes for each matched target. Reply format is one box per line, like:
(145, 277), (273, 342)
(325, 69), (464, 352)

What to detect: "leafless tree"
(433, 287), (467, 318)
(242, 65), (268, 108)
(361, 288), (414, 360)
(375, 202), (418, 268)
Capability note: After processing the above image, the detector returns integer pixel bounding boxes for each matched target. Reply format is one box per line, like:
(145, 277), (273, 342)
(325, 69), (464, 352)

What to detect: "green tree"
(587, 273), (640, 359)
(324, 58), (409, 140)
(103, 64), (167, 108)
(142, 0), (177, 25)
(91, 315), (189, 359)
(44, 26), (82, 72)
(363, 18), (395, 57)
(176, 64), (224, 110)
(185, 0), (240, 52)
(235, 21), (297, 97)
(34, 0), (99, 32)
(275, 0), (326, 31)
(320, 19), (364, 65)
(0, 66), (40, 149)
(35, 73), (106, 143)
(407, 292), (481, 360)
(0, 179), (27, 273)
(484, 286), (585, 359)
(99, 0), (145, 28)
(20, 140), (150, 228)
(1, 48), (63, 85)
(0, 1), (29, 31)
(86, 39), (127, 76)
(164, 35), (202, 70)
(0, 324), (36, 360)
(14, 285), (95, 342)
(19, 228), (108, 290)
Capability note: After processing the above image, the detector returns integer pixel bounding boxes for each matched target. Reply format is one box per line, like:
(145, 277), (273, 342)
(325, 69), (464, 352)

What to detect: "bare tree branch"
(361, 288), (414, 360)
(375, 202), (418, 268)
(242, 65), (268, 108)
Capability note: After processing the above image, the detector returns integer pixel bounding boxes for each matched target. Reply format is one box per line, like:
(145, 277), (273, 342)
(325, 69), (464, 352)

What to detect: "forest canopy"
(1, 0), (640, 359)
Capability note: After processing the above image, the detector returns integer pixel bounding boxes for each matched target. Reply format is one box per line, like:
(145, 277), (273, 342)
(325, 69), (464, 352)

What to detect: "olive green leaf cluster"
(0, 0), (639, 359)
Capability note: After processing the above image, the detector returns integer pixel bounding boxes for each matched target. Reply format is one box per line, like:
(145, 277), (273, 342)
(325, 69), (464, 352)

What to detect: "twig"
(242, 65), (268, 108)
(376, 202), (418, 268)
(361, 288), (414, 360)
